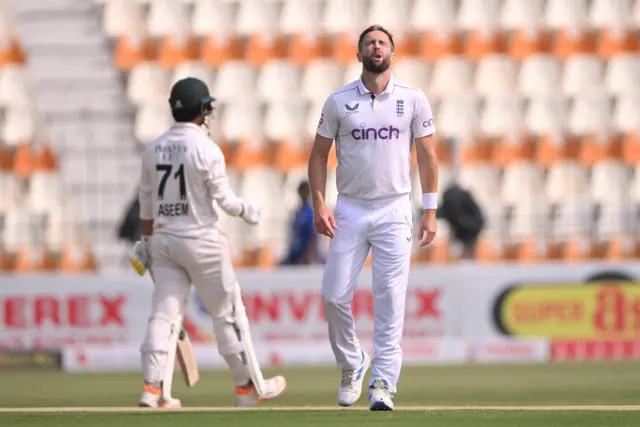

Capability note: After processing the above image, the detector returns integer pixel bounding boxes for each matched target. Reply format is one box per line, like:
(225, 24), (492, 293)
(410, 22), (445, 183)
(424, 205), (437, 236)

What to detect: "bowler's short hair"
(358, 25), (395, 53)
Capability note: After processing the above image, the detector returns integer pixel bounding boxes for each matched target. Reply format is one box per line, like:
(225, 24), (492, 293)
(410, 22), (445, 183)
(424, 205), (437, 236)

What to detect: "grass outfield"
(2, 411), (640, 427)
(0, 362), (638, 426)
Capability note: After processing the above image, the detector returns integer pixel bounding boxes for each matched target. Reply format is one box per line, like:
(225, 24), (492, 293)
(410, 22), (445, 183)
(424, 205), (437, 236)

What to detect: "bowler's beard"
(362, 54), (391, 74)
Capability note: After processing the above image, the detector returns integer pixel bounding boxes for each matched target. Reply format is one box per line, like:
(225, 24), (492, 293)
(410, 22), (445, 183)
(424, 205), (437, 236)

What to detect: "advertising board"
(184, 266), (462, 345)
(0, 274), (153, 350)
(458, 262), (640, 339)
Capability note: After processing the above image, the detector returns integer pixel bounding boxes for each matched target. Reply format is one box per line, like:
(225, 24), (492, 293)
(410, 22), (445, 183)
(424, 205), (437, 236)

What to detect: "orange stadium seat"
(475, 235), (507, 263)
(0, 143), (20, 220)
(563, 236), (600, 262)
(288, 34), (331, 66)
(392, 34), (420, 58)
(0, 143), (11, 170)
(32, 141), (58, 172)
(465, 30), (506, 61)
(415, 237), (452, 264)
(604, 234), (640, 261)
(333, 33), (359, 66)
(158, 34), (200, 69)
(508, 29), (551, 61)
(14, 245), (56, 273)
(12, 141), (34, 180)
(418, 30), (464, 62)
(0, 39), (26, 67)
(552, 29), (596, 60)
(536, 135), (580, 167)
(200, 35), (244, 67)
(622, 132), (640, 165)
(58, 244), (98, 273)
(596, 29), (639, 59)
(517, 237), (553, 263)
(246, 34), (287, 67)
(0, 249), (13, 272)
(114, 35), (156, 71)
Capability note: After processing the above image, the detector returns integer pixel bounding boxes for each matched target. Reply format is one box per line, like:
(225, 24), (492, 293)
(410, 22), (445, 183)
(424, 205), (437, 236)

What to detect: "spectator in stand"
(437, 182), (485, 260)
(280, 181), (317, 265)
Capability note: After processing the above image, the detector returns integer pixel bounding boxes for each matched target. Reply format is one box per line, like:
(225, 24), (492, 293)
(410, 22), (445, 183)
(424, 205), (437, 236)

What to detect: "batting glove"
(240, 203), (261, 225)
(130, 236), (152, 276)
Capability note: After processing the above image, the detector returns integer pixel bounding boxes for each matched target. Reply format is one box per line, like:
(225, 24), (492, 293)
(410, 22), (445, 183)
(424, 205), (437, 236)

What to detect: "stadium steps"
(9, 0), (139, 270)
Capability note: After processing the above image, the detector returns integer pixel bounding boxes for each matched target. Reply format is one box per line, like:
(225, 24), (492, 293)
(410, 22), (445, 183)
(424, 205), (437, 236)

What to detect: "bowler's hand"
(314, 203), (337, 238)
(418, 210), (437, 247)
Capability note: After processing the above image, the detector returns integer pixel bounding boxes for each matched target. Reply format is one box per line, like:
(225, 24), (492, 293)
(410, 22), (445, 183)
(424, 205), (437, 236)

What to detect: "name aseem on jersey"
(158, 203), (189, 217)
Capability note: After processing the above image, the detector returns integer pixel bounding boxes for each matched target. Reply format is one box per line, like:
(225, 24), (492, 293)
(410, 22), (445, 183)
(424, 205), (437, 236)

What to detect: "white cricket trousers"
(321, 193), (413, 393)
(141, 229), (249, 385)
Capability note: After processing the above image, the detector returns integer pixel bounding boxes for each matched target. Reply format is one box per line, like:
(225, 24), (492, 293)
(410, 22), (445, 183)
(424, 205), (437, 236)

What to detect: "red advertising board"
(0, 276), (152, 350)
(184, 269), (456, 344)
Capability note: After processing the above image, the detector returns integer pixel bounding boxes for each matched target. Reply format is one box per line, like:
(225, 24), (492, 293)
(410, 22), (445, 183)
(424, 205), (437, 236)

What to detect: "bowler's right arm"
(308, 95), (339, 238)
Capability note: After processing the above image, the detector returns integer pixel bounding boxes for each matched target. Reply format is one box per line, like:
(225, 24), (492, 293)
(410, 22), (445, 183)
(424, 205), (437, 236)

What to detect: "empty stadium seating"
(1, 0), (639, 273)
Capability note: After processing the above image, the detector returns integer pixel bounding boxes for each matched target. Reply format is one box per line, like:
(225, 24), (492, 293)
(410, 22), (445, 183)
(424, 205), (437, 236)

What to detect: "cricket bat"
(177, 324), (200, 387)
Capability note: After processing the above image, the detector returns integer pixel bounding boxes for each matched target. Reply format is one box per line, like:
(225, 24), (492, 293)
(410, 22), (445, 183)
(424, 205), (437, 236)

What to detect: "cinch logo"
(423, 119), (435, 128)
(351, 126), (400, 140)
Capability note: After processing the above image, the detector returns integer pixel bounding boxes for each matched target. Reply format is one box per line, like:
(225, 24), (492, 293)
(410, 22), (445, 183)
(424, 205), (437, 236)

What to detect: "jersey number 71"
(156, 163), (186, 201)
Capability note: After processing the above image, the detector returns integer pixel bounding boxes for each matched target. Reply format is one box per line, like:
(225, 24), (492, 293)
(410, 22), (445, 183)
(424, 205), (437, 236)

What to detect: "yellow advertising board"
(495, 283), (640, 339)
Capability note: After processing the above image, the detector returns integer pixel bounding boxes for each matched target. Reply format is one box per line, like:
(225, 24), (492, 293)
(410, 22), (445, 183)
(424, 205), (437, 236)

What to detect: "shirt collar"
(171, 122), (205, 134)
(356, 73), (395, 97)
(172, 122), (201, 130)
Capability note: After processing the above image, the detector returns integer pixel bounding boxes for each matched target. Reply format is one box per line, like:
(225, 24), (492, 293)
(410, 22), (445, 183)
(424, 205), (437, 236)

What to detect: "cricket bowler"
(308, 25), (438, 411)
(131, 77), (286, 408)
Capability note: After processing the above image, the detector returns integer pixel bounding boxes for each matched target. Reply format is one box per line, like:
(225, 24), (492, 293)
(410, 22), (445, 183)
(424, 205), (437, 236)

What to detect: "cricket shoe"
(368, 378), (394, 411)
(235, 376), (287, 407)
(337, 350), (371, 407)
(138, 385), (182, 409)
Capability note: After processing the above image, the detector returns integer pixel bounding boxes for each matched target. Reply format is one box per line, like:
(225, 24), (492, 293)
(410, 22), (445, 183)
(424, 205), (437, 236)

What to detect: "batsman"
(130, 77), (287, 409)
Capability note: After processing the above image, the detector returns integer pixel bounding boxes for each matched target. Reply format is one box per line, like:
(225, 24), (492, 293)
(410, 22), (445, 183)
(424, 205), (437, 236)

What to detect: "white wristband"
(422, 193), (438, 210)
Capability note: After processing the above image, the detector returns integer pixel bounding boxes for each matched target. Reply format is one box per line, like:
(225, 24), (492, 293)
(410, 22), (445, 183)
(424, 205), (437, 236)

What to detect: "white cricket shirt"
(316, 75), (436, 200)
(139, 122), (244, 237)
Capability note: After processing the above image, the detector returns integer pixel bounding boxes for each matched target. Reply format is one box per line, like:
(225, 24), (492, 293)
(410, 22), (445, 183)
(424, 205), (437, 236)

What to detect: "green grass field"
(0, 362), (638, 426)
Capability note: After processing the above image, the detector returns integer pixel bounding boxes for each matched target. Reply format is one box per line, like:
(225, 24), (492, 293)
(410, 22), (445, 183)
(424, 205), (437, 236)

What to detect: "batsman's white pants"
(321, 194), (412, 394)
(140, 229), (250, 386)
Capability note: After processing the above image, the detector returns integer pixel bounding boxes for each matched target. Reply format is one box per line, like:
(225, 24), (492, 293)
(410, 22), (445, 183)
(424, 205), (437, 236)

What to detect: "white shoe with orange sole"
(138, 385), (182, 409)
(235, 376), (287, 407)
